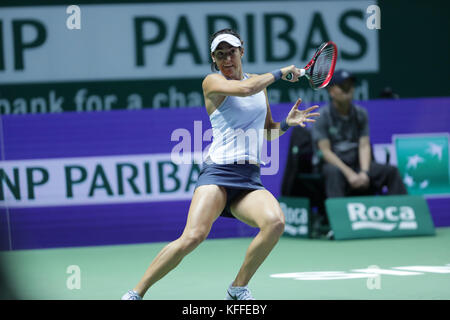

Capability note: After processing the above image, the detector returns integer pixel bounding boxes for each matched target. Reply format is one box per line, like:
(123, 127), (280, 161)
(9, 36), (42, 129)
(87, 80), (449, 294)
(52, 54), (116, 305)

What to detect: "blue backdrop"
(1, 97), (449, 250)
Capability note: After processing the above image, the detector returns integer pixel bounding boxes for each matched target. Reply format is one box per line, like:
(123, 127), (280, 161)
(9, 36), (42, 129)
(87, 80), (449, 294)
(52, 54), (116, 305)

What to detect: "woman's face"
(212, 42), (243, 79)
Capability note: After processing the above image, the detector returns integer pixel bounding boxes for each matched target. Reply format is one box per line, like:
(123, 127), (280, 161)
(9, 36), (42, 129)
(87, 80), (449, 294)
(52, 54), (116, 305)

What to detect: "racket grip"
(286, 69), (305, 80)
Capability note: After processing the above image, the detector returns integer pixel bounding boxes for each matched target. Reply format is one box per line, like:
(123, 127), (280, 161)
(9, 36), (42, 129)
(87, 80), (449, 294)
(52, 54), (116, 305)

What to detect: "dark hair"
(209, 28), (243, 72)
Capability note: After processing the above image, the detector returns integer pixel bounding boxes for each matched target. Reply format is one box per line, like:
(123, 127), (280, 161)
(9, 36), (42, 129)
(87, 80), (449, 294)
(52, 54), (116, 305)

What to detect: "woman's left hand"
(286, 98), (320, 127)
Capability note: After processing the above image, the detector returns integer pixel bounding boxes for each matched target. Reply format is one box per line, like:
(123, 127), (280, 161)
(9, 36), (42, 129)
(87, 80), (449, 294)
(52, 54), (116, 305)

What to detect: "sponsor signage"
(0, 153), (203, 208)
(393, 133), (450, 196)
(279, 197), (310, 238)
(325, 195), (435, 240)
(0, 1), (378, 83)
(0, 1), (378, 112)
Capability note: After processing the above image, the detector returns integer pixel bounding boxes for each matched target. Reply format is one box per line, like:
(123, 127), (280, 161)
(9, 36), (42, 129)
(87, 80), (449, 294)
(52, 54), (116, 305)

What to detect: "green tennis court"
(1, 227), (450, 300)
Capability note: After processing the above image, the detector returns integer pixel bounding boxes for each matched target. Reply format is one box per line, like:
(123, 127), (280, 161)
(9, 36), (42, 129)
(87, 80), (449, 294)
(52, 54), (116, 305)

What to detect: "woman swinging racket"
(122, 29), (320, 300)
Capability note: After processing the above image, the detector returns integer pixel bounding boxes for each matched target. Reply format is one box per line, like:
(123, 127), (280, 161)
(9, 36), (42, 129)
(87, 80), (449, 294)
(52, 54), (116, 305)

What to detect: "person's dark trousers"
(322, 162), (408, 198)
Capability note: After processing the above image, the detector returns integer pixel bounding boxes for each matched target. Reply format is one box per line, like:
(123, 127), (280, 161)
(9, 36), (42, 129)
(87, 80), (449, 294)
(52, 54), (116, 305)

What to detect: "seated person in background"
(311, 70), (407, 198)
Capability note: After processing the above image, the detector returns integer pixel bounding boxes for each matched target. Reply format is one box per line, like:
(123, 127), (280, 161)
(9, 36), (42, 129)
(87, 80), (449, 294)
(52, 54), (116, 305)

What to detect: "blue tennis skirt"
(194, 161), (266, 218)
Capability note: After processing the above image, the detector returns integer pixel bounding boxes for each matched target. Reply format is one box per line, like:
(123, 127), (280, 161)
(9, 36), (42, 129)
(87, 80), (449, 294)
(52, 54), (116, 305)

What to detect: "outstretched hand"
(286, 98), (320, 128)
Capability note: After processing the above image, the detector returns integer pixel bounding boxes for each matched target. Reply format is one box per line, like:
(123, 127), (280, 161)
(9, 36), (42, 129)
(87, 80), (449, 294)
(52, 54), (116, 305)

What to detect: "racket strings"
(310, 46), (336, 88)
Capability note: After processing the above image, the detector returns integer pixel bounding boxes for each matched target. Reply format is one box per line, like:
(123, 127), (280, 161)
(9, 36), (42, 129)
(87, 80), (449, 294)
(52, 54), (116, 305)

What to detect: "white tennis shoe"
(121, 290), (142, 300)
(225, 283), (255, 300)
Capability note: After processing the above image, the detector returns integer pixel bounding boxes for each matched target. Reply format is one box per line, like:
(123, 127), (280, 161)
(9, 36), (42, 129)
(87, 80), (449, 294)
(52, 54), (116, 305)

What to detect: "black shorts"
(194, 161), (265, 218)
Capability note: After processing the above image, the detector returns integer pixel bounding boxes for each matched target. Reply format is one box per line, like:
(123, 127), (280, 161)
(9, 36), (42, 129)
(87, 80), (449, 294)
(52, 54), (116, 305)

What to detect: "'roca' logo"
(347, 203), (417, 231)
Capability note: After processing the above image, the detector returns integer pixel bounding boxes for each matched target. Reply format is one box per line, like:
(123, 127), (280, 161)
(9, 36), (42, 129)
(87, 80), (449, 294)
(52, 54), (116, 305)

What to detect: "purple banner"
(1, 97), (449, 250)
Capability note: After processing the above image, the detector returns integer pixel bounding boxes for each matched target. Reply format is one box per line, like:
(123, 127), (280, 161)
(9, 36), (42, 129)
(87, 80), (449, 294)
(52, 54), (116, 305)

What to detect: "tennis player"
(122, 29), (320, 300)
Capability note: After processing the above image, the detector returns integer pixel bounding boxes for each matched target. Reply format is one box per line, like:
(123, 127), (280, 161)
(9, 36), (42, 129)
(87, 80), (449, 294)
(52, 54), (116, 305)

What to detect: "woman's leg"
(133, 185), (227, 297)
(229, 189), (285, 287)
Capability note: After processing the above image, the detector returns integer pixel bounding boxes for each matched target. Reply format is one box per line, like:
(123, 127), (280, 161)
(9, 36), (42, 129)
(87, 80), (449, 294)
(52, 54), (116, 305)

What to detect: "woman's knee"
(262, 213), (285, 238)
(273, 216), (286, 237)
(179, 228), (209, 252)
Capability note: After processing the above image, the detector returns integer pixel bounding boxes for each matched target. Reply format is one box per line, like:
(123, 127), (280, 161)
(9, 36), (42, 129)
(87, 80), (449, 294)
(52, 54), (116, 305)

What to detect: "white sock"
(229, 283), (247, 290)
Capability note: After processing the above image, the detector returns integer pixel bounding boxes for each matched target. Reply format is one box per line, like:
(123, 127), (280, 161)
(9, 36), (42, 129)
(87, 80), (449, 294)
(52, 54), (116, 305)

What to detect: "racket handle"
(286, 69), (306, 80)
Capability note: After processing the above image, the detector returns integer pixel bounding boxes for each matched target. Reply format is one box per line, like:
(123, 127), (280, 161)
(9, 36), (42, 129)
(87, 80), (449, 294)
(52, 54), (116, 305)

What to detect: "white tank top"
(205, 73), (267, 164)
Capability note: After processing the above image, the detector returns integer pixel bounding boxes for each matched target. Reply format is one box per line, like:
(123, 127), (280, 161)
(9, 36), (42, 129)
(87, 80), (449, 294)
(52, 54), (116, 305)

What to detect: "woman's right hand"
(281, 65), (302, 82)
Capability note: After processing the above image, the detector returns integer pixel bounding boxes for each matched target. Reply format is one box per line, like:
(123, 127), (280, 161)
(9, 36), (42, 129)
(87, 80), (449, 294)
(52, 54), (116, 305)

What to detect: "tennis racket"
(286, 41), (338, 90)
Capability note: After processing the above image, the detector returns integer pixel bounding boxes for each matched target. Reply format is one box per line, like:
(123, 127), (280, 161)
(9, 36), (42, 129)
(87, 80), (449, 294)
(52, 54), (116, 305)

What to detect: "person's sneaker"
(121, 290), (142, 300)
(225, 284), (255, 300)
(326, 230), (335, 240)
